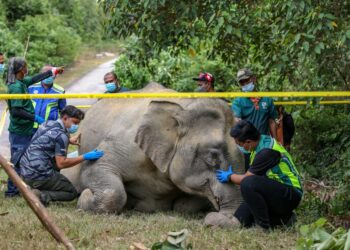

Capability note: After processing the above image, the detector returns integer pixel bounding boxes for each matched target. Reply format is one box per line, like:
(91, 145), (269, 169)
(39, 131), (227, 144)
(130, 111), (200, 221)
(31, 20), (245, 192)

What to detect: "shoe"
(4, 192), (20, 198)
(31, 189), (49, 207)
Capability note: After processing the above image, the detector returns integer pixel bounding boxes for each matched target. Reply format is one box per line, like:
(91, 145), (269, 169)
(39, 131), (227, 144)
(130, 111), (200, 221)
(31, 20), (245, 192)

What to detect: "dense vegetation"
(102, 0), (350, 227)
(0, 0), (103, 79)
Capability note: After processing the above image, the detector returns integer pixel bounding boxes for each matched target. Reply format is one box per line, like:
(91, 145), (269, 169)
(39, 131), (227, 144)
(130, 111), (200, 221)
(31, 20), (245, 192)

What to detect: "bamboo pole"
(0, 154), (75, 250)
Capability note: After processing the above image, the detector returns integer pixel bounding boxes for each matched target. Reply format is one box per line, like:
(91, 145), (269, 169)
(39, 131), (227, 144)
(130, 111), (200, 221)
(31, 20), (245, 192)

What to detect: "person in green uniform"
(5, 57), (63, 197)
(216, 120), (302, 229)
(232, 68), (278, 170)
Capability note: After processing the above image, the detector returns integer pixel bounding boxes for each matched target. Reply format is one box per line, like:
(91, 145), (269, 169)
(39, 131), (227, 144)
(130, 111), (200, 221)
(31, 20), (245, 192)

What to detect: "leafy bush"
(296, 218), (350, 250)
(293, 106), (350, 222)
(14, 15), (81, 72)
(115, 37), (238, 92)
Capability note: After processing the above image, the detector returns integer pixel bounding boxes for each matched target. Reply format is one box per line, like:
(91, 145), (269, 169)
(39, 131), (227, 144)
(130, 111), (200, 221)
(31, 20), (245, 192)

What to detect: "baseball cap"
(237, 68), (254, 82)
(192, 72), (214, 83)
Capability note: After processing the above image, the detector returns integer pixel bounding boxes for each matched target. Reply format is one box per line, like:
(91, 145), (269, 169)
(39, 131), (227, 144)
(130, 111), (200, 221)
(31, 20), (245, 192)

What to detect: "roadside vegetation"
(0, 1), (349, 249)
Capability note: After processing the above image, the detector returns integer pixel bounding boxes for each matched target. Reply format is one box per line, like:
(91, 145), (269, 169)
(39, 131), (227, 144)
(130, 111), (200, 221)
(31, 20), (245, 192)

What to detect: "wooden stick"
(0, 154), (75, 250)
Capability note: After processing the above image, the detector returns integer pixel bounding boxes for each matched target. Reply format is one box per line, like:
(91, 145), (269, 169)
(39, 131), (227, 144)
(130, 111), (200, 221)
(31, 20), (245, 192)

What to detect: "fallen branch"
(0, 154), (75, 250)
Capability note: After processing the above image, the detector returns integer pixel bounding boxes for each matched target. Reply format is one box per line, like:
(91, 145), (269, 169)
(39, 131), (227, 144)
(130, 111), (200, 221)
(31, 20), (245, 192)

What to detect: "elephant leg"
(173, 195), (214, 213)
(77, 173), (127, 214)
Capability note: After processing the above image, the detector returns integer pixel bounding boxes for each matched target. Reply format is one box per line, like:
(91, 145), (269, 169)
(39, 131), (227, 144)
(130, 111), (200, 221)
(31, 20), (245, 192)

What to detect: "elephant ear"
(135, 101), (184, 173)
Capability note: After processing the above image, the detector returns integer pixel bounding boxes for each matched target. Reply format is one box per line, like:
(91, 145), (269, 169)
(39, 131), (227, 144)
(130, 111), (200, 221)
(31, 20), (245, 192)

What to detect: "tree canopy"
(101, 0), (350, 91)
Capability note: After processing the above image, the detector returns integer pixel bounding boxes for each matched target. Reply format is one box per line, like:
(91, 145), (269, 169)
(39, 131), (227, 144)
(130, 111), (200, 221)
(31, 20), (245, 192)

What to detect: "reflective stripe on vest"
(250, 139), (303, 193)
(32, 99), (58, 129)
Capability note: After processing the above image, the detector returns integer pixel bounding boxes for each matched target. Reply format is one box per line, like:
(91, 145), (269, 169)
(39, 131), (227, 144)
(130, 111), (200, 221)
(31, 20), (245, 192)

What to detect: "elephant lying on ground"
(64, 83), (244, 227)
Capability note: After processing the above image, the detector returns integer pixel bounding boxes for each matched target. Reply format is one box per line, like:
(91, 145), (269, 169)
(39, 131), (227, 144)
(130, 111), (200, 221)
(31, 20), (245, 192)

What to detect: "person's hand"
(34, 115), (45, 125)
(216, 166), (234, 183)
(51, 66), (64, 76)
(83, 149), (104, 161)
(69, 133), (81, 145)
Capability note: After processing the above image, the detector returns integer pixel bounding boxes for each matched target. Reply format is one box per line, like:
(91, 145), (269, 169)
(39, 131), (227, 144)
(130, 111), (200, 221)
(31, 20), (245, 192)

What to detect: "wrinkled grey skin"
(64, 83), (244, 226)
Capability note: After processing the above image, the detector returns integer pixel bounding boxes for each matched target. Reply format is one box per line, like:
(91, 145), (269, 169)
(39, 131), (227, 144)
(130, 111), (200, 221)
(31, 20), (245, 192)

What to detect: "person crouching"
(19, 105), (104, 206)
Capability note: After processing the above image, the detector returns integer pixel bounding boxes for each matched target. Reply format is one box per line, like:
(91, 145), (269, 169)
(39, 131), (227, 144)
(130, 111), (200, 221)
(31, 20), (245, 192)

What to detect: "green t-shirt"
(7, 76), (35, 135)
(232, 97), (278, 135)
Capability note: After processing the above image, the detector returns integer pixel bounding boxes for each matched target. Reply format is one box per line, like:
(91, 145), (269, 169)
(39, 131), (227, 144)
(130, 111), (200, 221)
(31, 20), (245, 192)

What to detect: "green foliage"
(293, 106), (350, 221)
(14, 15), (81, 72)
(101, 0), (350, 91)
(1, 0), (50, 24)
(115, 37), (237, 92)
(0, 0), (104, 76)
(296, 218), (350, 250)
(50, 0), (103, 42)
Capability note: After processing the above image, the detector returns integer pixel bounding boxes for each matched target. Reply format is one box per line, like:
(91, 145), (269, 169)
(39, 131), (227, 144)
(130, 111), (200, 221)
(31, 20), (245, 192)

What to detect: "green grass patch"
(0, 168), (300, 250)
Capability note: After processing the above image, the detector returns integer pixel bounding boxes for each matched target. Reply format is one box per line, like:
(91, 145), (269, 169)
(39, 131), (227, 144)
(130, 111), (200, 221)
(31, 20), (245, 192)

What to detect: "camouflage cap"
(236, 68), (254, 82)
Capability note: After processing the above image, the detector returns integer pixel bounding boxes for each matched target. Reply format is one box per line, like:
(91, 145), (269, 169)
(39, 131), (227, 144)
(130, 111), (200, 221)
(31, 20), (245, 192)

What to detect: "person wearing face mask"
(193, 72), (215, 92)
(104, 72), (129, 93)
(19, 105), (104, 206)
(28, 65), (67, 133)
(216, 120), (302, 230)
(232, 68), (278, 171)
(5, 57), (64, 198)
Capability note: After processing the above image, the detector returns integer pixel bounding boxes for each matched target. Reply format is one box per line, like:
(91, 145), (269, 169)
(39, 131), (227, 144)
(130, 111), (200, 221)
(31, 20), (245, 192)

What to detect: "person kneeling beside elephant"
(215, 120), (302, 229)
(19, 105), (104, 206)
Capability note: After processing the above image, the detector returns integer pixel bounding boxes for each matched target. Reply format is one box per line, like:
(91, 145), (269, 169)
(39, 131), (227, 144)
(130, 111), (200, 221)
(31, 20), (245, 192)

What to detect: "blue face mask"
(42, 76), (54, 85)
(237, 145), (250, 154)
(196, 86), (207, 92)
(242, 82), (255, 92)
(105, 82), (117, 93)
(68, 124), (79, 134)
(0, 64), (5, 74)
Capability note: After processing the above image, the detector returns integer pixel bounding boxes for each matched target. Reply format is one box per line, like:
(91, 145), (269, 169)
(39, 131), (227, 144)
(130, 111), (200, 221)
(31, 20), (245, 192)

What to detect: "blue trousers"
(5, 132), (32, 197)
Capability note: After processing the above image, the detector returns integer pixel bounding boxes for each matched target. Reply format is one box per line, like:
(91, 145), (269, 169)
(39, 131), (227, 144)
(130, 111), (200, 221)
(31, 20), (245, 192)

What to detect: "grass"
(0, 170), (300, 250)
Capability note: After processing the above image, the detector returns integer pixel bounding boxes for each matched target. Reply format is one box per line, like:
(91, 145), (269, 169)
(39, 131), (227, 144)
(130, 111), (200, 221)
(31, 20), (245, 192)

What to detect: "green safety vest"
(250, 139), (303, 194)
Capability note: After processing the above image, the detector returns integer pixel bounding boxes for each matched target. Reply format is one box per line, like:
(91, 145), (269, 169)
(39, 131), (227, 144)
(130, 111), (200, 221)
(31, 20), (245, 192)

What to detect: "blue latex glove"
(216, 166), (234, 183)
(83, 149), (104, 160)
(34, 115), (45, 125)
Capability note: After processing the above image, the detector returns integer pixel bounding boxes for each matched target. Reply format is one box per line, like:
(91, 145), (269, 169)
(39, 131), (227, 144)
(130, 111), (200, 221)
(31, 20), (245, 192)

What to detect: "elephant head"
(135, 100), (243, 213)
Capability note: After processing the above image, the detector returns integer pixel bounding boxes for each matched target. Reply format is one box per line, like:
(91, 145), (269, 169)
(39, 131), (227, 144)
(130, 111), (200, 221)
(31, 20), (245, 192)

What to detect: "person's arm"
(55, 155), (84, 169)
(269, 118), (277, 138)
(230, 171), (254, 185)
(11, 107), (35, 121)
(232, 99), (242, 123)
(216, 165), (254, 185)
(23, 67), (64, 87)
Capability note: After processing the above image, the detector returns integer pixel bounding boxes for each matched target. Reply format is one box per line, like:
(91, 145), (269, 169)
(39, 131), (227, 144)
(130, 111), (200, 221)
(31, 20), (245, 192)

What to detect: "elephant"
(64, 83), (245, 227)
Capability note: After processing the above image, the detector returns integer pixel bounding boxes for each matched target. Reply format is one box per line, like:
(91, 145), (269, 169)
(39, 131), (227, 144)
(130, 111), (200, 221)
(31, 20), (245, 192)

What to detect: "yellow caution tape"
(0, 91), (350, 99)
(274, 100), (350, 105)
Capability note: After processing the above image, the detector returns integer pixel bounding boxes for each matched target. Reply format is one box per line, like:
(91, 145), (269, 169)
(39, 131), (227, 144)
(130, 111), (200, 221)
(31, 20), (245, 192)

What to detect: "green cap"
(237, 68), (254, 82)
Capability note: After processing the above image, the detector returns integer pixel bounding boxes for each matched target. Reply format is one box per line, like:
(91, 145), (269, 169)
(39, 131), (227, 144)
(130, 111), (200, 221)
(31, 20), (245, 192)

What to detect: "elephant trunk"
(211, 178), (242, 214)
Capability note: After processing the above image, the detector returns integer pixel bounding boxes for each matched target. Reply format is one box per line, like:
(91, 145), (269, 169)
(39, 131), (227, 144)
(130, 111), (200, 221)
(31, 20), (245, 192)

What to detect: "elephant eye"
(204, 149), (221, 168)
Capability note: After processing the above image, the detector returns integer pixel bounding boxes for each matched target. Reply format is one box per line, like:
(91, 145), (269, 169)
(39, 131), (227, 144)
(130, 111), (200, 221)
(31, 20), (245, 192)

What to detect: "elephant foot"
(77, 188), (94, 212)
(77, 187), (127, 214)
(204, 212), (241, 228)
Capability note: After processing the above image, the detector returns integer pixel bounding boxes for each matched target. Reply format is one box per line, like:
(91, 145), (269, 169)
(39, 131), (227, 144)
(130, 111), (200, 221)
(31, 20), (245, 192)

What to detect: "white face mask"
(242, 82), (255, 92)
